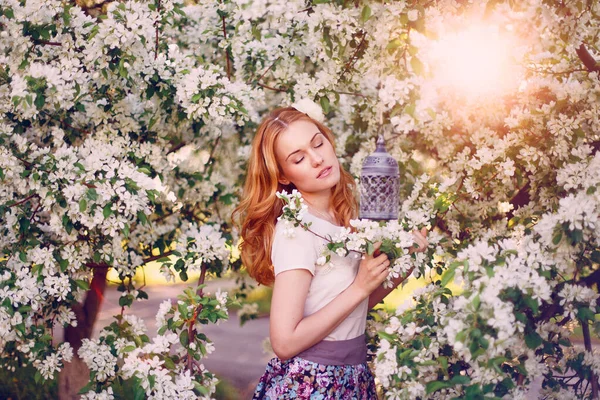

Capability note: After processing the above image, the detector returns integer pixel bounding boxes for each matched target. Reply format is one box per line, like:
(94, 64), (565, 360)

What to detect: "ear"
(278, 177), (290, 185)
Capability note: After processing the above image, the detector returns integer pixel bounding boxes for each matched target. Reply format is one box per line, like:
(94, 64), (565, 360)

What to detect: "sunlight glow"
(427, 25), (519, 98)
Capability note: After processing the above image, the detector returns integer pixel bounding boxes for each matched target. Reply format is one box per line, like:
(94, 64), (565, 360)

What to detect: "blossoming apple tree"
(1, 0), (599, 399)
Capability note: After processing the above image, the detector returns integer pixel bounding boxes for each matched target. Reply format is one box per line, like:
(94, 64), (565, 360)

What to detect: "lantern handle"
(375, 134), (387, 152)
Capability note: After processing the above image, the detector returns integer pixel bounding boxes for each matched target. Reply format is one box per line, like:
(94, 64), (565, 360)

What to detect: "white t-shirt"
(271, 212), (368, 341)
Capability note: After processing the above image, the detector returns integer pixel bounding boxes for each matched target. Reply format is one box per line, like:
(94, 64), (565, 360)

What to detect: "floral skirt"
(252, 356), (377, 399)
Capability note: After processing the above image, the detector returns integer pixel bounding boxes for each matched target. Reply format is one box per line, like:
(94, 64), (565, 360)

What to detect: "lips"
(317, 166), (332, 179)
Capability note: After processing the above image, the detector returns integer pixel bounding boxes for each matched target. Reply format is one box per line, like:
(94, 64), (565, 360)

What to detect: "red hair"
(232, 107), (357, 286)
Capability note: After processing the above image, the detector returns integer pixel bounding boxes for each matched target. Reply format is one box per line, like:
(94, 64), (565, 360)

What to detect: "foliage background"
(1, 0), (599, 399)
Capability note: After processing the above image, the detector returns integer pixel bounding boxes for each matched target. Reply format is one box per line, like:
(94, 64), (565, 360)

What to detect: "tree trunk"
(58, 354), (90, 400)
(58, 267), (108, 399)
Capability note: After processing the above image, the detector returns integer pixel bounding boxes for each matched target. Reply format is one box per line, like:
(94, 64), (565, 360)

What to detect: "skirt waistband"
(295, 334), (367, 366)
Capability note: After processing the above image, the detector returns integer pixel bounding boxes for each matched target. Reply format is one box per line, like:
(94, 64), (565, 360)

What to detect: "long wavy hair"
(232, 107), (358, 286)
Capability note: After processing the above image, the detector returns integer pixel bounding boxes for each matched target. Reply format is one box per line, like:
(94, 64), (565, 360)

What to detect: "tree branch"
(247, 56), (282, 86)
(65, 267), (109, 350)
(333, 90), (370, 98)
(338, 31), (367, 83)
(33, 39), (62, 46)
(576, 44), (600, 73)
(85, 250), (175, 270)
(221, 13), (232, 80)
(166, 141), (186, 155)
(202, 134), (222, 175)
(155, 0), (161, 60)
(257, 81), (288, 92)
(7, 193), (38, 208)
(582, 320), (599, 399)
(187, 263), (207, 372)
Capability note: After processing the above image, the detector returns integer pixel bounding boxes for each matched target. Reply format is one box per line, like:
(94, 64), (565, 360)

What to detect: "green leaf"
(319, 96), (330, 114)
(103, 203), (113, 219)
(410, 56), (424, 76)
(34, 93), (45, 109)
(178, 301), (189, 319)
(180, 329), (189, 347)
(426, 380), (451, 394)
(439, 356), (448, 372)
(179, 269), (188, 281)
(194, 381), (210, 395)
(569, 229), (583, 244)
(360, 5), (371, 23)
(577, 307), (595, 322)
(440, 268), (455, 287)
(86, 188), (98, 201)
(450, 375), (471, 385)
(133, 381), (145, 400)
(163, 356), (175, 369)
(366, 241), (375, 256)
(79, 198), (87, 212)
(3, 7), (14, 19)
(552, 232), (562, 245)
(34, 371), (42, 384)
(386, 38), (403, 51)
(137, 211), (148, 226)
(18, 305), (32, 313)
(119, 295), (133, 307)
(525, 332), (543, 349)
(377, 331), (395, 341)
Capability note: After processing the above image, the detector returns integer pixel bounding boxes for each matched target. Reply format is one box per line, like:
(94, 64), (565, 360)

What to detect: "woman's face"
(273, 120), (341, 196)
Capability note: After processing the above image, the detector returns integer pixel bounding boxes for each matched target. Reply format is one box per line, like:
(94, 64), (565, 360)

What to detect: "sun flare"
(427, 25), (520, 98)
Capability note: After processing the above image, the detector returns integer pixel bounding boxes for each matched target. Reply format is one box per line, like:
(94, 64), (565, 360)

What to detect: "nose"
(310, 152), (324, 167)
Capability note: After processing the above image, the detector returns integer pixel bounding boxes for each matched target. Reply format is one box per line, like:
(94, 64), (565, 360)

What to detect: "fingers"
(373, 253), (388, 264)
(373, 259), (390, 283)
(372, 241), (382, 257)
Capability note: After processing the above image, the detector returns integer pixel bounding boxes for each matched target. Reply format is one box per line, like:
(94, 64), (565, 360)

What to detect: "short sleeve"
(271, 220), (317, 276)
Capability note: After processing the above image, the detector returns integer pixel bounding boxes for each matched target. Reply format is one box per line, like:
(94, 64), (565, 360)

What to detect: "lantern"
(359, 135), (399, 220)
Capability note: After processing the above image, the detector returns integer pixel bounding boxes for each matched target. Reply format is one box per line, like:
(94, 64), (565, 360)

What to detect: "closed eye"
(294, 157), (304, 164)
(315, 142), (323, 148)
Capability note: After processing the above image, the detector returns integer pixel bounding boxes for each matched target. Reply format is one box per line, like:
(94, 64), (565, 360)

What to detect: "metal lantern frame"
(359, 134), (400, 221)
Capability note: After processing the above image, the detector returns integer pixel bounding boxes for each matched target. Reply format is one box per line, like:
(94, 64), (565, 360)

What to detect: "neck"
(300, 190), (332, 215)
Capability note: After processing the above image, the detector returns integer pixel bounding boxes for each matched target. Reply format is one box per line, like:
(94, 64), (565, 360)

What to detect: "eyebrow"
(285, 132), (322, 161)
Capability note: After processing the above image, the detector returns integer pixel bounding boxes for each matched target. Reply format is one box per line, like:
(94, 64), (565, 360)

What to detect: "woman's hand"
(352, 242), (390, 299)
(408, 227), (429, 254)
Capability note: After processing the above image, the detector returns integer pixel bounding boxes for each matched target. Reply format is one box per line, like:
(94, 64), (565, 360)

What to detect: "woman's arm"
(269, 251), (390, 361)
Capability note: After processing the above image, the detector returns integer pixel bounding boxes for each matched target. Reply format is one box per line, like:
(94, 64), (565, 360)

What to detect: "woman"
(233, 106), (428, 399)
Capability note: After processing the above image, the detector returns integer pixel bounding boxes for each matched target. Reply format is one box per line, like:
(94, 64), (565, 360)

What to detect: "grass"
(0, 364), (56, 400)
(214, 376), (242, 400)
(230, 285), (273, 316)
(0, 366), (245, 400)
